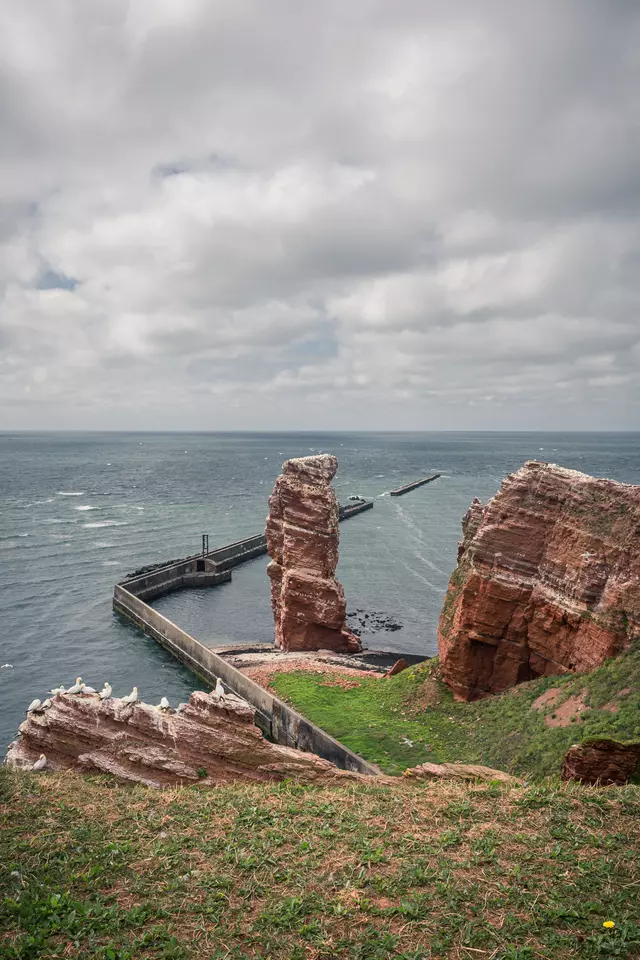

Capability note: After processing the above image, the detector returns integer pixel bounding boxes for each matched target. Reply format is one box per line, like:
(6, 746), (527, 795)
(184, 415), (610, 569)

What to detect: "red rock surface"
(4, 691), (361, 788)
(561, 738), (640, 786)
(266, 454), (361, 653)
(438, 461), (640, 700)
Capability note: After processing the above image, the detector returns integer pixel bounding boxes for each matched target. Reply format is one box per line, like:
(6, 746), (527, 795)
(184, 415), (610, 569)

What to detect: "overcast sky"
(1, 1), (639, 431)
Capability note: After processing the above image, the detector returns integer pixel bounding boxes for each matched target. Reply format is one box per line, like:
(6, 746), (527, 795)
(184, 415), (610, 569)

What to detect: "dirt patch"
(532, 688), (563, 711)
(602, 701), (619, 714)
(243, 659), (379, 693)
(409, 678), (442, 712)
(544, 692), (588, 728)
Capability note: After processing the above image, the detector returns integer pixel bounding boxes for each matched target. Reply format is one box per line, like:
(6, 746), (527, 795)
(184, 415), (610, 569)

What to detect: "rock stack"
(266, 454), (361, 653)
(438, 461), (640, 701)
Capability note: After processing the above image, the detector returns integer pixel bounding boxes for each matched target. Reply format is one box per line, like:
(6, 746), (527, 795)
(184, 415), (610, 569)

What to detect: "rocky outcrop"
(561, 738), (640, 786)
(438, 461), (640, 701)
(266, 454), (361, 653)
(403, 762), (520, 784)
(4, 691), (361, 788)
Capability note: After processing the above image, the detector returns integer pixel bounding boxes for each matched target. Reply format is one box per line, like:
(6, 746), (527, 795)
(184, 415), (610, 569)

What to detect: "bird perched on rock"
(158, 696), (170, 711)
(82, 683), (97, 694)
(67, 678), (83, 694)
(41, 699), (52, 710)
(27, 699), (42, 713)
(121, 687), (138, 705)
(32, 754), (47, 771)
(99, 682), (112, 700)
(50, 685), (66, 695)
(214, 678), (225, 699)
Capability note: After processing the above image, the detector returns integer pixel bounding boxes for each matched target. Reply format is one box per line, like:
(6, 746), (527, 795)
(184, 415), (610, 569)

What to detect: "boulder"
(561, 738), (640, 786)
(438, 461), (640, 700)
(404, 762), (520, 784)
(266, 455), (361, 653)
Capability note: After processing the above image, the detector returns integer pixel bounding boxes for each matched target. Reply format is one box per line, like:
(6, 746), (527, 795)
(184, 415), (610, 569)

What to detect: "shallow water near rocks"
(1, 430), (638, 751)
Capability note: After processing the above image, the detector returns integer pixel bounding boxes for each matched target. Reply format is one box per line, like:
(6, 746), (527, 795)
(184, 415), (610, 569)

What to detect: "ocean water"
(1, 431), (638, 752)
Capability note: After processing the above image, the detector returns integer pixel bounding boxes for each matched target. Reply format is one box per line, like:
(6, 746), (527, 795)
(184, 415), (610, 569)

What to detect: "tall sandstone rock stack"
(266, 454), (361, 653)
(438, 461), (640, 701)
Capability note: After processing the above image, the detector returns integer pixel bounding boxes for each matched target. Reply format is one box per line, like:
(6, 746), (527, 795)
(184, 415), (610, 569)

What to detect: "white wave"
(82, 520), (128, 528)
(75, 505), (96, 512)
(395, 555), (447, 595)
(102, 560), (121, 566)
(57, 491), (84, 496)
(41, 518), (78, 524)
(33, 498), (55, 505)
(377, 492), (389, 498)
(94, 541), (115, 549)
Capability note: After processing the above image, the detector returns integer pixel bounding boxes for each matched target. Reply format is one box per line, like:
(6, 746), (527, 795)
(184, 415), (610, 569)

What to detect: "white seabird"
(121, 686), (138, 705)
(159, 696), (170, 710)
(99, 682), (112, 700)
(67, 678), (83, 694)
(32, 754), (47, 771)
(214, 678), (225, 699)
(27, 699), (42, 713)
(50, 686), (66, 695)
(82, 684), (97, 694)
(41, 699), (52, 710)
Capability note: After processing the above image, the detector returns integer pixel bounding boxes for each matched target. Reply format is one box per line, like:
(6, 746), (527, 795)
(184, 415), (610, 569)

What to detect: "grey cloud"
(1, 0), (640, 429)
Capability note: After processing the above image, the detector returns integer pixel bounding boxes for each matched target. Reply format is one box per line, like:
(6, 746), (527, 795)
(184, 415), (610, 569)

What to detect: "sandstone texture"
(4, 691), (360, 788)
(438, 461), (640, 700)
(266, 454), (361, 653)
(403, 762), (520, 784)
(561, 738), (640, 786)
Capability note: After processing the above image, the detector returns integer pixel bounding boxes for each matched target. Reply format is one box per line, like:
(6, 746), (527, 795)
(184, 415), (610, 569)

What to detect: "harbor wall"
(112, 582), (379, 775)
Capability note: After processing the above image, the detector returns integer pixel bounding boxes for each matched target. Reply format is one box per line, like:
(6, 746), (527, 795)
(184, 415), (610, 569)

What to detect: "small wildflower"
(603, 920), (615, 929)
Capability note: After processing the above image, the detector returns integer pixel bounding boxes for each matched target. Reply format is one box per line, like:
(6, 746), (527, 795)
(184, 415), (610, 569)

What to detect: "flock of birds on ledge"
(23, 676), (228, 774)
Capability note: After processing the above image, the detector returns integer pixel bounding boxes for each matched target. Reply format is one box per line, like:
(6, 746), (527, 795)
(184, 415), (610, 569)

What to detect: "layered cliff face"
(5, 690), (359, 788)
(266, 454), (360, 653)
(438, 461), (640, 701)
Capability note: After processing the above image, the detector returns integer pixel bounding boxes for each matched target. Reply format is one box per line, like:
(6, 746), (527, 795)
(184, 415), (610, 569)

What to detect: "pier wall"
(113, 582), (378, 775)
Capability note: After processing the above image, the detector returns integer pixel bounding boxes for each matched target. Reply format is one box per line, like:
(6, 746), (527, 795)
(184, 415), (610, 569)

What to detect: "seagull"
(67, 678), (83, 694)
(82, 684), (97, 694)
(50, 686), (66, 695)
(214, 678), (225, 700)
(27, 699), (42, 713)
(99, 682), (112, 700)
(1, 663), (13, 669)
(121, 687), (138, 705)
(401, 736), (414, 748)
(158, 697), (170, 710)
(41, 699), (52, 710)
(32, 754), (47, 771)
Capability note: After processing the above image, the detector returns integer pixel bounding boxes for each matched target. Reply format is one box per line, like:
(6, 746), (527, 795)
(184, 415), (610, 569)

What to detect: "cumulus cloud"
(1, 0), (639, 429)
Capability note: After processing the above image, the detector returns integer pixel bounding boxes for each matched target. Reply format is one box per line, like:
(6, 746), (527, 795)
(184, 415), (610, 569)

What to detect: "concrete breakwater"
(113, 498), (378, 774)
(389, 474), (441, 497)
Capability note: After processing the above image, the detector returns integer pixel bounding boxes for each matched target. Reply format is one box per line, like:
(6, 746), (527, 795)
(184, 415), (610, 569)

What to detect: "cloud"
(1, 0), (640, 429)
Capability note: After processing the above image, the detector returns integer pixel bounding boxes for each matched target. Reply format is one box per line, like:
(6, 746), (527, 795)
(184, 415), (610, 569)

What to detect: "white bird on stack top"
(50, 685), (66, 695)
(41, 699), (52, 710)
(159, 697), (170, 710)
(82, 683), (97, 694)
(67, 678), (83, 694)
(99, 682), (112, 700)
(32, 754), (47, 771)
(214, 679), (225, 700)
(26, 699), (42, 713)
(121, 687), (138, 705)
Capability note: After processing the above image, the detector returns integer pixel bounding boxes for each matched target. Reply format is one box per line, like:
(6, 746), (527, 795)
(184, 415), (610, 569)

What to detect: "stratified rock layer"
(561, 738), (640, 786)
(438, 461), (640, 701)
(266, 455), (360, 653)
(4, 691), (359, 788)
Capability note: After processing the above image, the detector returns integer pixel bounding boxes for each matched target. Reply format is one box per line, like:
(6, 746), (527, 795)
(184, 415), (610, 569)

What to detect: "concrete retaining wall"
(123, 558), (231, 602)
(113, 583), (379, 775)
(208, 534), (268, 571)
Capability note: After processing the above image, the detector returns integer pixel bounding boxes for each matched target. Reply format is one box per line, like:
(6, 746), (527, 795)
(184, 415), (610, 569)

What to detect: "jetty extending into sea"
(389, 473), (441, 497)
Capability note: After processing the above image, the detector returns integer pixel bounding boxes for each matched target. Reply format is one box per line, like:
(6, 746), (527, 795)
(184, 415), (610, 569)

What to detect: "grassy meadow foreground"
(2, 769), (639, 959)
(270, 644), (640, 777)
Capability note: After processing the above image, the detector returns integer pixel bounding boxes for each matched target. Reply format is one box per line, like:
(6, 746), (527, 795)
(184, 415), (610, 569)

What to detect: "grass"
(269, 643), (640, 778)
(2, 769), (640, 959)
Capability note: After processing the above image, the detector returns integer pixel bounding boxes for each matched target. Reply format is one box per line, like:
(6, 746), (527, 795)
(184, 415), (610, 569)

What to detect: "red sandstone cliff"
(5, 690), (360, 788)
(266, 454), (360, 653)
(438, 461), (640, 701)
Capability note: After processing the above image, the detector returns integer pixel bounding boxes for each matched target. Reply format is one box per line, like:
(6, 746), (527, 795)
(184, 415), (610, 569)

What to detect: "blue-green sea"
(1, 431), (638, 751)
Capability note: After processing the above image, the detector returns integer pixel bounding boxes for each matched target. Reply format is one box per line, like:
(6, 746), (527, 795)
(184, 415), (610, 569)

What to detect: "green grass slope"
(2, 770), (639, 959)
(270, 643), (640, 778)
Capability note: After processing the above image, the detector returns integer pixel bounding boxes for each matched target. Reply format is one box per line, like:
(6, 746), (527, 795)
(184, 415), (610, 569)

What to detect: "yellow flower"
(603, 920), (615, 929)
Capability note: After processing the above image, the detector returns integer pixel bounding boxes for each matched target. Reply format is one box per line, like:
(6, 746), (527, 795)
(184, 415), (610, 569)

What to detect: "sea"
(1, 431), (638, 752)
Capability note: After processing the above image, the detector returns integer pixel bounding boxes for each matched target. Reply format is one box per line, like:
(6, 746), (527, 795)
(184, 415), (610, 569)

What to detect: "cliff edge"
(438, 460), (640, 700)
